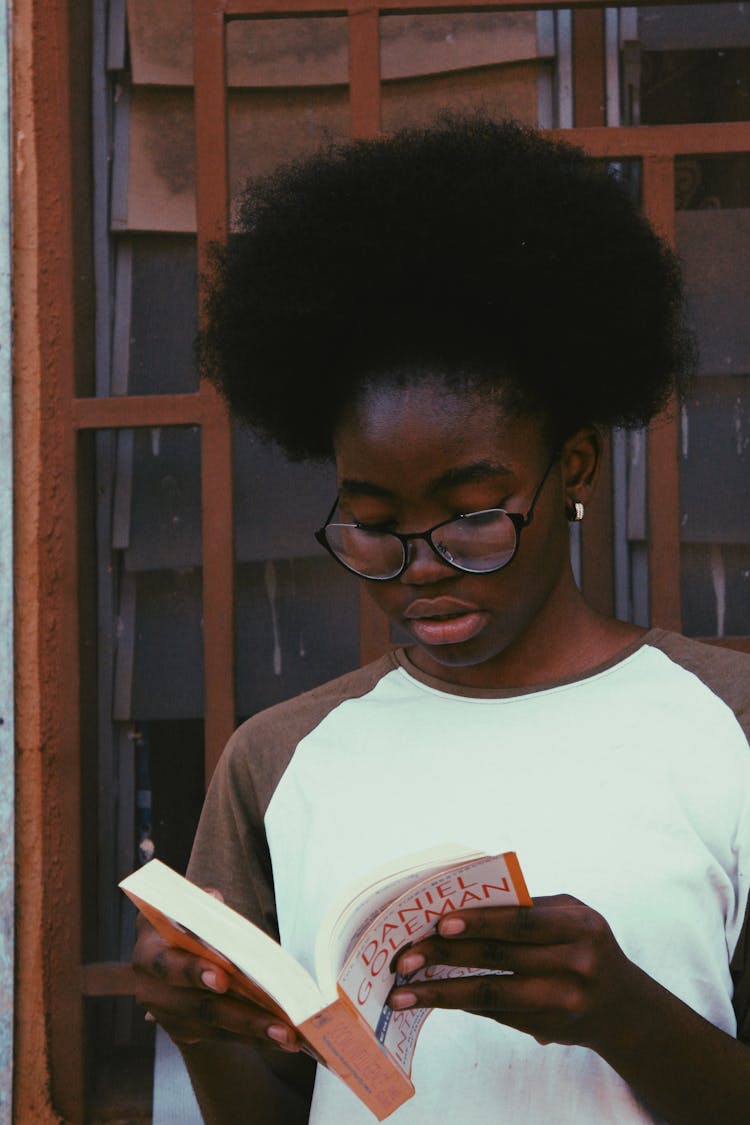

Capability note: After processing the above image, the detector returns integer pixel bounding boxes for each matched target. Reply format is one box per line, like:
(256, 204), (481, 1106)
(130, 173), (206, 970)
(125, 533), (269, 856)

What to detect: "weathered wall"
(13, 0), (72, 1120)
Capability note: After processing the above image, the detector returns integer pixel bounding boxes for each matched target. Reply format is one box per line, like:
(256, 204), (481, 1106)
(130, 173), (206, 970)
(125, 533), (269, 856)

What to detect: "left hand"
(388, 894), (638, 1052)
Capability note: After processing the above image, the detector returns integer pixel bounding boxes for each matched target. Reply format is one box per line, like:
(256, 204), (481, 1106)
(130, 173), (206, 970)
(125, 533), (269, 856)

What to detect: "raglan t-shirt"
(188, 629), (750, 1123)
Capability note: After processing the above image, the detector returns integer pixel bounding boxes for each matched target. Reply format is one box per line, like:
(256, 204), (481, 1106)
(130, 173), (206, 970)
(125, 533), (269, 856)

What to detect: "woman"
(133, 117), (750, 1124)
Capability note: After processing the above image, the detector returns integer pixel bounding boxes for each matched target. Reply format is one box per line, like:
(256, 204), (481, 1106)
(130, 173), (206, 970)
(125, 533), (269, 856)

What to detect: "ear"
(559, 427), (602, 521)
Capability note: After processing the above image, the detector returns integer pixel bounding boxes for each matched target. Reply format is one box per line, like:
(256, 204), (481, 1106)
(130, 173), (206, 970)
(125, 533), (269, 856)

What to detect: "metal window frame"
(41, 0), (750, 1116)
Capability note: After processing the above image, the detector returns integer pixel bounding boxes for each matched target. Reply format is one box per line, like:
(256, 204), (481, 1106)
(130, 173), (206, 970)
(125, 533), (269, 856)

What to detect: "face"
(332, 379), (593, 688)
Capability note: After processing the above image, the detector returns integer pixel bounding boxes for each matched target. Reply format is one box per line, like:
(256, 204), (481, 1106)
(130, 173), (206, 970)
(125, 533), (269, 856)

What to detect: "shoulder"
(643, 629), (750, 741)
(229, 651), (400, 756)
(218, 652), (400, 812)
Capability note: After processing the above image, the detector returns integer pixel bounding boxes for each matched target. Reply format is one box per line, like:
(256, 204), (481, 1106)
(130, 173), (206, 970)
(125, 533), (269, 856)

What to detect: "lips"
(403, 598), (488, 647)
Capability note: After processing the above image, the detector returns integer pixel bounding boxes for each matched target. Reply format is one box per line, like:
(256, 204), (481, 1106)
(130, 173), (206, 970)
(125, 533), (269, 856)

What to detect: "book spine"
(299, 997), (414, 1122)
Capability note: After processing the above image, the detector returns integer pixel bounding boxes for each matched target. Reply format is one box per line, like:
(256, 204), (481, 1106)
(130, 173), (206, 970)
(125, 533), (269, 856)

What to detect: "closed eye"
(354, 520), (397, 533)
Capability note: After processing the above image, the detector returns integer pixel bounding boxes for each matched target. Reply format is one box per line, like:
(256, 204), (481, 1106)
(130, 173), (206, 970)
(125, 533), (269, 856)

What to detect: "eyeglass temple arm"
(523, 454), (561, 527)
(322, 496), (339, 525)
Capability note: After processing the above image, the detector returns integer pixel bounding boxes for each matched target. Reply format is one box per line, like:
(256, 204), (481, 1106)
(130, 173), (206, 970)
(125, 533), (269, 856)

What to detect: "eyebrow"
(339, 461), (513, 500)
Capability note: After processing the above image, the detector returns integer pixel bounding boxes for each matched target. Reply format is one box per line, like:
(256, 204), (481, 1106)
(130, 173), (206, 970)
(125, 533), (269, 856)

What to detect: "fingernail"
(201, 970), (220, 991)
(399, 952), (426, 974)
(389, 991), (417, 1010)
(267, 1024), (293, 1047)
(439, 917), (466, 936)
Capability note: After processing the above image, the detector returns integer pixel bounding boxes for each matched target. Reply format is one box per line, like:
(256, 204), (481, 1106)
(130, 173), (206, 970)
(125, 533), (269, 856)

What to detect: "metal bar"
(226, 0), (717, 15)
(72, 393), (205, 429)
(573, 9), (605, 127)
(348, 4), (392, 658)
(547, 121), (750, 157)
(201, 390), (238, 780)
(555, 11), (573, 128)
(582, 435), (615, 616)
(571, 8), (614, 616)
(80, 961), (138, 997)
(0, 0), (12, 1111)
(91, 6), (123, 983)
(642, 154), (682, 633)
(195, 0), (237, 782)
(349, 5), (381, 138)
(604, 8), (620, 127)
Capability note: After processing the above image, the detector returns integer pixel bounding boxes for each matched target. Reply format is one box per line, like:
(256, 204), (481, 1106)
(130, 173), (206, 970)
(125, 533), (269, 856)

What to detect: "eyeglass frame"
(314, 455), (560, 582)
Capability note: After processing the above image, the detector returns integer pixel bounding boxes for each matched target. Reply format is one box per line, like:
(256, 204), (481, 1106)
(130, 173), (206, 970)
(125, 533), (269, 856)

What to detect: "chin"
(414, 636), (511, 670)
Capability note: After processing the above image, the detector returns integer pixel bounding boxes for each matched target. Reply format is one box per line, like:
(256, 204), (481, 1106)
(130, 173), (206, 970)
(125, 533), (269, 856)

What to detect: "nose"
(400, 536), (456, 585)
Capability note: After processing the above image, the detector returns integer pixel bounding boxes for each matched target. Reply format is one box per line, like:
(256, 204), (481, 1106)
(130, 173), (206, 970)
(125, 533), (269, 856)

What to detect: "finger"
(143, 984), (301, 1051)
(389, 973), (557, 1014)
(133, 935), (232, 994)
(435, 896), (602, 946)
(396, 937), (564, 977)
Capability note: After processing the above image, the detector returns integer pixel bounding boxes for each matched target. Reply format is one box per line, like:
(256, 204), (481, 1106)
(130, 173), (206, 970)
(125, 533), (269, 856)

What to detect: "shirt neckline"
(390, 628), (669, 700)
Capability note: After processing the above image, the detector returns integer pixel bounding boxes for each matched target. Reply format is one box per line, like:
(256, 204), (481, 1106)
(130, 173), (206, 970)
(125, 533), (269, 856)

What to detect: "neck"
(406, 579), (646, 691)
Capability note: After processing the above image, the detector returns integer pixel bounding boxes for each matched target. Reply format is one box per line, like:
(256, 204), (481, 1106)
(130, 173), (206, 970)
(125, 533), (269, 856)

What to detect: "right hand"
(132, 900), (301, 1053)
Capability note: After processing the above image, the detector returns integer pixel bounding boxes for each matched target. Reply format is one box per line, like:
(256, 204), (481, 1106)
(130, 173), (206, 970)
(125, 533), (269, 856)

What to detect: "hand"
(388, 894), (638, 1052)
(132, 899), (301, 1054)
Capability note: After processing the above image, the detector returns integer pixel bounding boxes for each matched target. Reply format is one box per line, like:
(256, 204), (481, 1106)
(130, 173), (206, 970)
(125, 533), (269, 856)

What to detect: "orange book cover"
(121, 846), (531, 1120)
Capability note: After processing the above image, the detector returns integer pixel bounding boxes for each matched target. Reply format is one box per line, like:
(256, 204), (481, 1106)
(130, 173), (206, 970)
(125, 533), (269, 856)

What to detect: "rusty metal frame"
(60, 3), (750, 1117)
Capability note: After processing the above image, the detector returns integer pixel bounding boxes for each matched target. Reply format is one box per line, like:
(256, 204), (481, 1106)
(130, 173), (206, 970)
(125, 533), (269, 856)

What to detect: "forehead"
(333, 380), (546, 486)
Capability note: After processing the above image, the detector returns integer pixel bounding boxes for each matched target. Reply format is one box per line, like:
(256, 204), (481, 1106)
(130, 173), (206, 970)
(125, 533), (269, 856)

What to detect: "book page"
(335, 852), (531, 1077)
(314, 843), (481, 993)
(120, 860), (326, 1025)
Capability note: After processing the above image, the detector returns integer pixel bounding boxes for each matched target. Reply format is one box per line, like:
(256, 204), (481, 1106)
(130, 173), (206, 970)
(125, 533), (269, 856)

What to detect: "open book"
(121, 844), (531, 1120)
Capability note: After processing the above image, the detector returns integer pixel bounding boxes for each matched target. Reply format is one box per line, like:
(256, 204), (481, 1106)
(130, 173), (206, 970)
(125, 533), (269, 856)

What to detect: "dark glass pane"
(676, 203), (750, 377)
(130, 570), (205, 720)
(675, 156), (750, 637)
(638, 4), (750, 124)
(85, 426), (205, 987)
(128, 235), (199, 395)
(676, 154), (750, 211)
(233, 427), (360, 720)
(125, 425), (202, 570)
(236, 558), (359, 719)
(679, 377), (750, 546)
(681, 544), (750, 636)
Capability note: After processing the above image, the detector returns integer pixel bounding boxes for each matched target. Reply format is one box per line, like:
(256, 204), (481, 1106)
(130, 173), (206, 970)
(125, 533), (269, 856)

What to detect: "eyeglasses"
(315, 457), (558, 582)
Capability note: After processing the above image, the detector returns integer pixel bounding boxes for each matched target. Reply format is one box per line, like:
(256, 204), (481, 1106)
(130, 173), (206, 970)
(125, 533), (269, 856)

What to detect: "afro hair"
(200, 115), (693, 460)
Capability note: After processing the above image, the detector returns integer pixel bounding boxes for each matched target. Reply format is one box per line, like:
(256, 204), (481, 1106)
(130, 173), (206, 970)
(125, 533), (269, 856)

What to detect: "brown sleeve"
(646, 632), (750, 1042)
(646, 630), (750, 741)
(186, 652), (399, 937)
(187, 726), (281, 938)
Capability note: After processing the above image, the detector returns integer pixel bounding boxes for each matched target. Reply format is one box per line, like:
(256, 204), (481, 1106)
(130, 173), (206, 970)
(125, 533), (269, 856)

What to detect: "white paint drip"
(709, 544), (726, 638)
(632, 428), (642, 467)
(264, 559), (282, 676)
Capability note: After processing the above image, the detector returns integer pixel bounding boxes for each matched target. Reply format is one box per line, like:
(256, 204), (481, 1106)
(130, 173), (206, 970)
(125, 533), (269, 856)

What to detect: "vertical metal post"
(572, 7), (614, 618)
(0, 0), (13, 1113)
(642, 153), (682, 633)
(194, 1), (237, 781)
(349, 4), (381, 139)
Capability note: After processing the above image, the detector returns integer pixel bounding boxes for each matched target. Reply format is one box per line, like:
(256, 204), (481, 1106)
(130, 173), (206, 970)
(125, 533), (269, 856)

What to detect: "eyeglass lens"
(324, 509), (518, 579)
